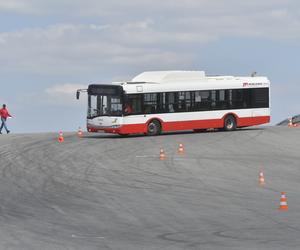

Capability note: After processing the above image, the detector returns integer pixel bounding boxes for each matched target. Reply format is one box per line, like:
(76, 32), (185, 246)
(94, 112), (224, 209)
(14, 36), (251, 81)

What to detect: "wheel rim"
(148, 122), (157, 134)
(226, 119), (233, 129)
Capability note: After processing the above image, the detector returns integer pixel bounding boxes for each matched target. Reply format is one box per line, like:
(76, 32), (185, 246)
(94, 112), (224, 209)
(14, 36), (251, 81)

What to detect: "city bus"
(76, 71), (270, 135)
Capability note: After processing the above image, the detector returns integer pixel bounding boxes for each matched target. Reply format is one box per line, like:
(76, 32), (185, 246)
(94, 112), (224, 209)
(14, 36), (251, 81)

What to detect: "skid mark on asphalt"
(71, 234), (105, 239)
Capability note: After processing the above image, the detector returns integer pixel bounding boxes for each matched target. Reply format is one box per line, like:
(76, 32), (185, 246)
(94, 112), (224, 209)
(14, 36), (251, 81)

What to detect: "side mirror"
(76, 88), (87, 100)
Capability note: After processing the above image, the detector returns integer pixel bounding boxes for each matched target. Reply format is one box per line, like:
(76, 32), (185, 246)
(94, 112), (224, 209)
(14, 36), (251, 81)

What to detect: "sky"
(0, 0), (300, 133)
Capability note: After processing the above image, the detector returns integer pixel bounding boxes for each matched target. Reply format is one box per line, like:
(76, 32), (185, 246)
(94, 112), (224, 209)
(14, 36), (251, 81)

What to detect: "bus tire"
(147, 120), (161, 136)
(224, 115), (236, 131)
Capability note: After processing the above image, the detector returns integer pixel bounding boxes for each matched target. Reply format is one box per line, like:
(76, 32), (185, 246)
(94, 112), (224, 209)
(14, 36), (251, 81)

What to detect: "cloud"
(0, 1), (33, 14)
(0, 1), (299, 76)
(44, 83), (87, 106)
(45, 83), (86, 96)
(0, 23), (194, 75)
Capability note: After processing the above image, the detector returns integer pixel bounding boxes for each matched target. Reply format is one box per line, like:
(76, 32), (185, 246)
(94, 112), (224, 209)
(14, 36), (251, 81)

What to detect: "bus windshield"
(88, 94), (122, 118)
(87, 84), (124, 118)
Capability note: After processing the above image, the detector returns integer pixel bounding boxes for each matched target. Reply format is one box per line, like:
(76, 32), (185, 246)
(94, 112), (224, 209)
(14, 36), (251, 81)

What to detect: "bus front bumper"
(87, 125), (123, 134)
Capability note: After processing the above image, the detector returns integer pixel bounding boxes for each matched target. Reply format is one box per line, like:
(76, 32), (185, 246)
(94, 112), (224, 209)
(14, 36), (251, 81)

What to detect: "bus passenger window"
(211, 90), (216, 108)
(127, 94), (142, 114)
(168, 104), (174, 112)
(143, 93), (158, 114)
(217, 90), (227, 109)
(199, 91), (210, 110)
(166, 92), (176, 113)
(144, 105), (152, 114)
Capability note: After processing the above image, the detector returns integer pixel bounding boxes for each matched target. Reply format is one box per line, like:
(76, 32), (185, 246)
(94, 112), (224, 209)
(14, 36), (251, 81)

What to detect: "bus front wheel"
(224, 115), (236, 131)
(147, 120), (161, 136)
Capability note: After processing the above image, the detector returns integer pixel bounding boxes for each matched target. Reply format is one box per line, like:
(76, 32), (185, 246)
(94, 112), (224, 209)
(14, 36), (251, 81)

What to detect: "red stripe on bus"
(237, 116), (270, 127)
(88, 116), (270, 134)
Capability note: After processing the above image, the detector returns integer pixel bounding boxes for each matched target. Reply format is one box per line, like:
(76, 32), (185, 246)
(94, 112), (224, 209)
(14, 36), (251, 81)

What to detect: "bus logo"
(243, 82), (264, 87)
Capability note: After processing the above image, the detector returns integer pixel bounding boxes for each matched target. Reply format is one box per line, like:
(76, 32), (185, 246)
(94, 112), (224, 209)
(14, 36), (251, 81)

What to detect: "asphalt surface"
(1, 127), (300, 250)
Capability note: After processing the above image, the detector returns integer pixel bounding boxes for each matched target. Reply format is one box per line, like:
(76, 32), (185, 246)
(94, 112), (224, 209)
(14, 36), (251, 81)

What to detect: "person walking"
(0, 104), (12, 134)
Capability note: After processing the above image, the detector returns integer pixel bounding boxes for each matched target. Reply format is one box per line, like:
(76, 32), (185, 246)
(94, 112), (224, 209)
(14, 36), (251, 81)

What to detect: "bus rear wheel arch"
(223, 115), (237, 131)
(147, 119), (161, 136)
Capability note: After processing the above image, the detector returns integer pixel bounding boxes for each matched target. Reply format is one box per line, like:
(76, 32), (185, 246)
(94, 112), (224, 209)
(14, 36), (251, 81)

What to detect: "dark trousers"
(0, 117), (9, 133)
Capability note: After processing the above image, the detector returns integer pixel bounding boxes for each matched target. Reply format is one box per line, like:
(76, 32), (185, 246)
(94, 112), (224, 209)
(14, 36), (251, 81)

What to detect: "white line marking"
(71, 234), (105, 239)
(136, 155), (157, 158)
(51, 205), (66, 215)
(172, 157), (197, 160)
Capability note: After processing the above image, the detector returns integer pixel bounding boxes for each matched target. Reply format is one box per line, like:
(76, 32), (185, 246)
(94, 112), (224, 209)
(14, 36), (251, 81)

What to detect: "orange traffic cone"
(288, 118), (293, 128)
(58, 131), (64, 143)
(159, 148), (165, 160)
(279, 192), (288, 211)
(178, 143), (184, 155)
(259, 171), (265, 186)
(77, 127), (83, 137)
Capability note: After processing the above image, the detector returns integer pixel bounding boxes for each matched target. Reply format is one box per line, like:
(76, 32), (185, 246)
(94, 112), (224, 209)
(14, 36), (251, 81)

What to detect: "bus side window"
(199, 91), (210, 110)
(143, 93), (158, 114)
(185, 91), (191, 111)
(194, 91), (201, 111)
(227, 90), (233, 108)
(178, 92), (185, 111)
(242, 89), (251, 108)
(144, 105), (152, 114)
(168, 104), (174, 112)
(251, 88), (269, 108)
(166, 92), (175, 112)
(232, 89), (243, 108)
(211, 90), (216, 109)
(127, 94), (142, 114)
(217, 90), (227, 109)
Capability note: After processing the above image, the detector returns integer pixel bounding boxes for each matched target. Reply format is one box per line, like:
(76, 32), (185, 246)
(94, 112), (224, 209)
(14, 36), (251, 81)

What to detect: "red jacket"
(0, 108), (11, 119)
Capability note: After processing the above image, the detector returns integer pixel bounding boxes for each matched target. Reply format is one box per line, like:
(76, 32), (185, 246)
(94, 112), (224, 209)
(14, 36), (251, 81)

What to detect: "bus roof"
(113, 71), (270, 94)
(131, 71), (206, 83)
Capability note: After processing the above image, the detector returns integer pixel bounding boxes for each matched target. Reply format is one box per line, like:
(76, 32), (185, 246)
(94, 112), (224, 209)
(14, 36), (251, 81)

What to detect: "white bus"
(77, 71), (270, 135)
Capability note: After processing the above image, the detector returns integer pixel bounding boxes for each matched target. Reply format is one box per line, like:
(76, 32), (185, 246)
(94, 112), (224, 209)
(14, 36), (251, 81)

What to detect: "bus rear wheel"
(147, 120), (161, 136)
(224, 115), (236, 131)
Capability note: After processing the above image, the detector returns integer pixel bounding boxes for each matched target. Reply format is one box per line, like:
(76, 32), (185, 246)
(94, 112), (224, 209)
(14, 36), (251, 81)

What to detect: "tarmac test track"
(1, 127), (300, 250)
